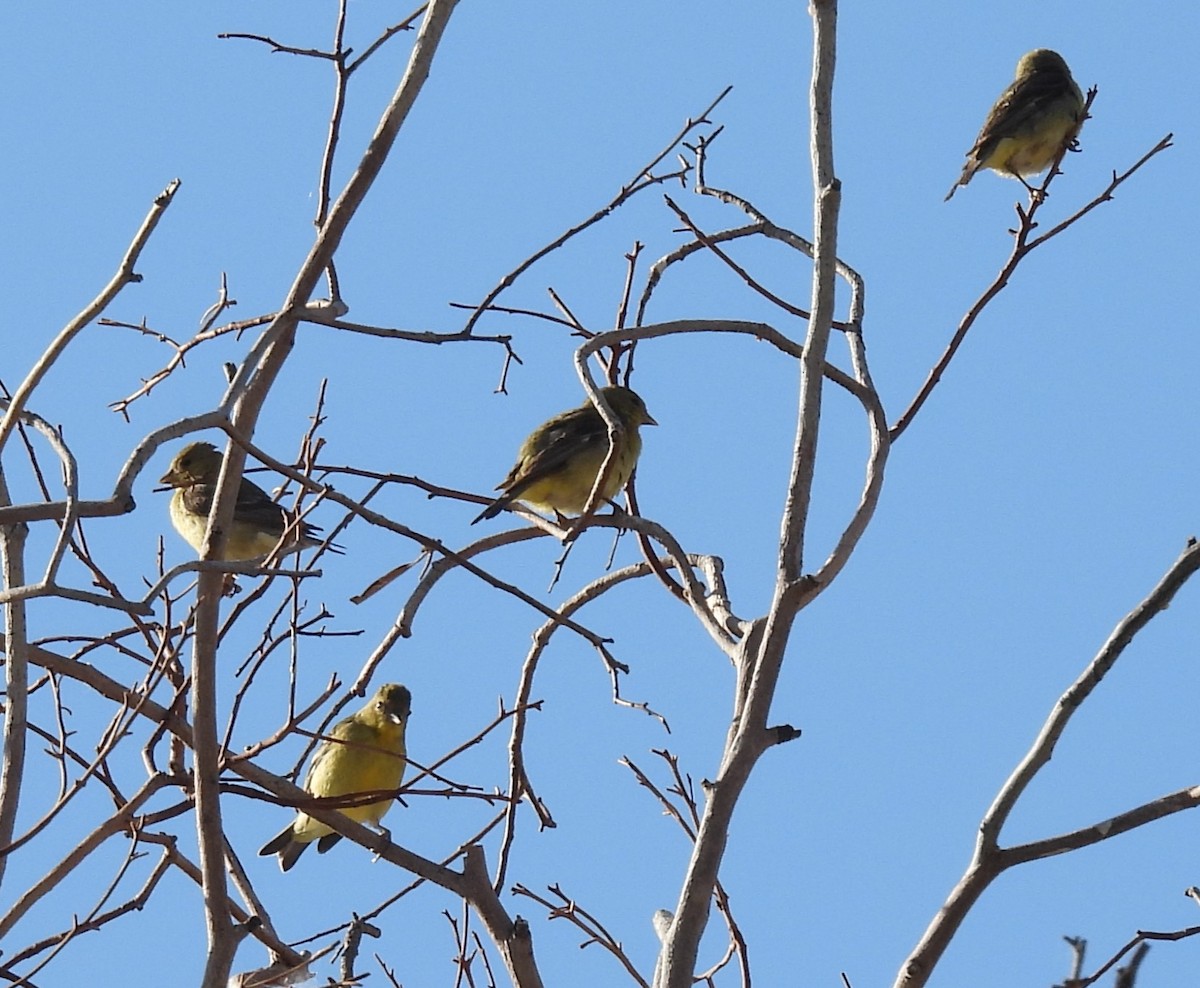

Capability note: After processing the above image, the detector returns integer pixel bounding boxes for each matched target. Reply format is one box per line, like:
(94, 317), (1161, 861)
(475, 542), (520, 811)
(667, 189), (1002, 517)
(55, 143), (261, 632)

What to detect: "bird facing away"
(158, 441), (333, 560)
(259, 683), (412, 872)
(471, 385), (657, 524)
(945, 49), (1084, 201)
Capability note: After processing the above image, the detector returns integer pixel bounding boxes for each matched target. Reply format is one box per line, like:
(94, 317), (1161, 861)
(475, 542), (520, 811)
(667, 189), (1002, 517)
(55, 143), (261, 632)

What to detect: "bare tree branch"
(0, 179), (181, 456)
(894, 538), (1200, 988)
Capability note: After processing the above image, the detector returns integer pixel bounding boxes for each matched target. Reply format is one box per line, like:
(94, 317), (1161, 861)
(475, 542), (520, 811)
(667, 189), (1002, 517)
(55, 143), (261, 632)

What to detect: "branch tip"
(768, 724), (801, 746)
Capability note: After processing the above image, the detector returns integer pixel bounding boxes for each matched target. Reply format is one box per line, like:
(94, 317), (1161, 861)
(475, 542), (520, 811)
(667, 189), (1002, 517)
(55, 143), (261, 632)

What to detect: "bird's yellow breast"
(169, 492), (211, 553)
(291, 729), (407, 841)
(982, 109), (1079, 178)
(519, 433), (642, 515)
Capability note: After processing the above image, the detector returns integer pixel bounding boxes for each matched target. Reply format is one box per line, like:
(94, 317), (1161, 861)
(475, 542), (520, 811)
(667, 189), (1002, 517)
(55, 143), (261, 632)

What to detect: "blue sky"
(3, 2), (1198, 986)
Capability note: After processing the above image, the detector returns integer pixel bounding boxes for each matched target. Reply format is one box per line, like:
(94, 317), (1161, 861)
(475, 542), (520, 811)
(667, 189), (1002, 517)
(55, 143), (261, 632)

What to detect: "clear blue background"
(2, 2), (1197, 986)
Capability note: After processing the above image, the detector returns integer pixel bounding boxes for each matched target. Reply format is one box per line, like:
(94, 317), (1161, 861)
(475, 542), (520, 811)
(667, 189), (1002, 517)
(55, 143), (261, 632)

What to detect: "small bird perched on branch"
(259, 683), (412, 872)
(158, 441), (336, 559)
(945, 48), (1084, 201)
(471, 385), (657, 524)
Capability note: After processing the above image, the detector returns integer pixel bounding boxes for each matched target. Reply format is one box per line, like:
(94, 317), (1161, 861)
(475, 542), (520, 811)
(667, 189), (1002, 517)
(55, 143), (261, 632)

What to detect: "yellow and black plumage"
(945, 49), (1084, 201)
(158, 441), (333, 560)
(471, 385), (656, 524)
(259, 683), (412, 872)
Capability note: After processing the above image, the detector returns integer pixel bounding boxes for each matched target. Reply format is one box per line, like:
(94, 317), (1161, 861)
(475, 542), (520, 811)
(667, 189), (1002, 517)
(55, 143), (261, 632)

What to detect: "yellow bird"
(158, 441), (334, 560)
(259, 683), (412, 872)
(945, 49), (1084, 201)
(472, 385), (656, 524)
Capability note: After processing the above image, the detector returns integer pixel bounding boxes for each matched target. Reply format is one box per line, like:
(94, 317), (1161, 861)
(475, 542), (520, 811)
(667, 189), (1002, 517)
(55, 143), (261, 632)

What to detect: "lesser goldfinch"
(158, 441), (335, 560)
(945, 49), (1084, 201)
(259, 683), (412, 872)
(471, 385), (657, 524)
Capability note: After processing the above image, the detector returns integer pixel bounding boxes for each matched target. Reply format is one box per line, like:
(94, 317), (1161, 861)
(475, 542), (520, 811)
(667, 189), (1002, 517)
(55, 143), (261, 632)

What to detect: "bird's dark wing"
(234, 477), (292, 537)
(501, 405), (609, 498)
(179, 476), (301, 539)
(971, 67), (1077, 159)
(471, 405), (610, 523)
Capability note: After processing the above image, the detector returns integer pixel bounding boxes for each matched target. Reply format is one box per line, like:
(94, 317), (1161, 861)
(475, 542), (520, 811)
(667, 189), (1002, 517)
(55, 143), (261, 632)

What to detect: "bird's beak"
(158, 470), (177, 487)
(644, 414), (659, 427)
